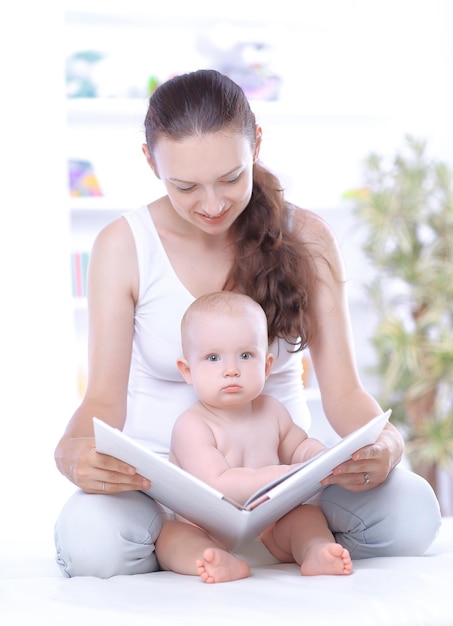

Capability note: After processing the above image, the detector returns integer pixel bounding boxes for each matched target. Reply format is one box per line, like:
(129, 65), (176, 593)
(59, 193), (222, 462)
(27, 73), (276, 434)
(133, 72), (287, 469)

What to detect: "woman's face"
(144, 128), (260, 235)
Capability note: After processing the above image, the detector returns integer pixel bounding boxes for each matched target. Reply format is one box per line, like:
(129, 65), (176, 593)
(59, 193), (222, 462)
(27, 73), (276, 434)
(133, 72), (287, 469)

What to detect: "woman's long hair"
(144, 69), (321, 351)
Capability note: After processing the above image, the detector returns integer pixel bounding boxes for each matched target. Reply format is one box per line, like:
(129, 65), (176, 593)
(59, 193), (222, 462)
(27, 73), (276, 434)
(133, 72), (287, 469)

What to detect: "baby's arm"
(274, 398), (327, 464)
(170, 409), (295, 506)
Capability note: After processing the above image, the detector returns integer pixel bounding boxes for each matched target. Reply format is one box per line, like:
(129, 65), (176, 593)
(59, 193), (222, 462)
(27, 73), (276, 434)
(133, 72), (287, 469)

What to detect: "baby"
(155, 291), (352, 583)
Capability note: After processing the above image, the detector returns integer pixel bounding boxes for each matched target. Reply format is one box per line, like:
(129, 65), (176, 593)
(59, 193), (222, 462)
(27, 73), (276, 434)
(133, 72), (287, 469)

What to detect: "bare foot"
(196, 548), (250, 584)
(300, 542), (352, 576)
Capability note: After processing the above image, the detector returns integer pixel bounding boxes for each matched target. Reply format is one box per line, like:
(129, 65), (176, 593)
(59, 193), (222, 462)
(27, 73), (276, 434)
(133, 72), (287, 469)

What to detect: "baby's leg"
(261, 504), (352, 576)
(156, 520), (249, 583)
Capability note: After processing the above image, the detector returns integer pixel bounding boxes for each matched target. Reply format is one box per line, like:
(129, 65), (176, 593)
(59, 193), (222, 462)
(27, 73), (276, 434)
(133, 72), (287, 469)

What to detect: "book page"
(243, 410), (391, 509)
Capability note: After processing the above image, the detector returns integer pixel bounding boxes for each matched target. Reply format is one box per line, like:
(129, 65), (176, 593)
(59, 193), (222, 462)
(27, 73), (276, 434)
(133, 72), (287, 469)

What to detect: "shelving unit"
(64, 6), (387, 404)
(66, 95), (377, 402)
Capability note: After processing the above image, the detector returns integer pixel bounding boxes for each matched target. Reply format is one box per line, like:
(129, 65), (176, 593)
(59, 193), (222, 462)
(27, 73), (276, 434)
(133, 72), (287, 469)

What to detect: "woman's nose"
(200, 189), (224, 216)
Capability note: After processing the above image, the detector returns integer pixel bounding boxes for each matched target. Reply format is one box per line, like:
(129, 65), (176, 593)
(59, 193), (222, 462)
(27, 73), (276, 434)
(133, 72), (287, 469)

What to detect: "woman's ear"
(176, 358), (193, 385)
(254, 124), (263, 162)
(142, 143), (160, 179)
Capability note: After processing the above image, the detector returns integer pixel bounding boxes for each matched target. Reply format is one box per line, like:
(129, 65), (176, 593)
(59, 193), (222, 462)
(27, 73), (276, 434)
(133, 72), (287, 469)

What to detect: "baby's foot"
(300, 542), (352, 576)
(196, 548), (250, 584)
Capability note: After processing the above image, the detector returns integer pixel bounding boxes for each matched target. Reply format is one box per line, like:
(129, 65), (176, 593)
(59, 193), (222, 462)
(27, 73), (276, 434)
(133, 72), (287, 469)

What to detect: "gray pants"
(54, 467), (441, 578)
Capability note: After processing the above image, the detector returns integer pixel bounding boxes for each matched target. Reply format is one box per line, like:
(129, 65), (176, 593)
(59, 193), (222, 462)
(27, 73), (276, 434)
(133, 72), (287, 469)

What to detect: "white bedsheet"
(1, 518), (452, 625)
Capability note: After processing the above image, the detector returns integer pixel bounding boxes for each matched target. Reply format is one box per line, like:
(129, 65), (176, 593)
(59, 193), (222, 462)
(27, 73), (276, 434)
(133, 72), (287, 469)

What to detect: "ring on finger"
(363, 472), (371, 485)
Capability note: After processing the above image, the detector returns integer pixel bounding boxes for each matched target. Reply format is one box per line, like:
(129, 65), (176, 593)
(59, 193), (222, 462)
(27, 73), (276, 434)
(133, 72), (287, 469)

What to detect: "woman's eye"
(176, 185), (194, 192)
(223, 174), (241, 184)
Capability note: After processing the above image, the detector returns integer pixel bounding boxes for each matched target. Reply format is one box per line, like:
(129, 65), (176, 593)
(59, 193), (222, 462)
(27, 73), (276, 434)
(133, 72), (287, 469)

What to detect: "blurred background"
(1, 0), (451, 548)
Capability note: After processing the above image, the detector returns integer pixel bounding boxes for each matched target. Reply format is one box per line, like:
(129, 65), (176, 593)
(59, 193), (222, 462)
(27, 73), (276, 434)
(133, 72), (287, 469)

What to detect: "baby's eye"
(240, 352), (252, 360)
(207, 354), (220, 362)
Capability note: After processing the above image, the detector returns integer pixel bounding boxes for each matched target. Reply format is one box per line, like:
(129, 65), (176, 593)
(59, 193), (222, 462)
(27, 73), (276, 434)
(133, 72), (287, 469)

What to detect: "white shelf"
(65, 2), (300, 24)
(70, 196), (136, 212)
(67, 97), (389, 127)
(67, 97), (148, 125)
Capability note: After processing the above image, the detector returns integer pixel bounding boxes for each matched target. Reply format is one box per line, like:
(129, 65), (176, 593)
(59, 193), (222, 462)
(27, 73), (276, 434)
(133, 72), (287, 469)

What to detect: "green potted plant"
(345, 135), (453, 504)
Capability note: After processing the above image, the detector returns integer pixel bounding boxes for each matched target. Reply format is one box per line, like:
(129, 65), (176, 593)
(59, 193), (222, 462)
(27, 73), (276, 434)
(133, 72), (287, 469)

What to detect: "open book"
(93, 410), (391, 551)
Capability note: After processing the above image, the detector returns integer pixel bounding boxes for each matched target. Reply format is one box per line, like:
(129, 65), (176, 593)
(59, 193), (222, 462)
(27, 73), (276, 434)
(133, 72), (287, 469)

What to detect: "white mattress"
(1, 517), (452, 625)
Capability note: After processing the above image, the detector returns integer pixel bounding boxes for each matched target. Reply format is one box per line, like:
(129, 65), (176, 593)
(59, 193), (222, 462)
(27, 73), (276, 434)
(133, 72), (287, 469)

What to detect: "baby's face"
(183, 312), (272, 409)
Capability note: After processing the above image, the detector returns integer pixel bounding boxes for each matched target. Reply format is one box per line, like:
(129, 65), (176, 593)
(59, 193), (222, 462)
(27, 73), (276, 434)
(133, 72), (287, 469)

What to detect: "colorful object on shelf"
(66, 50), (105, 98)
(147, 75), (160, 96)
(71, 251), (90, 298)
(196, 32), (282, 101)
(68, 159), (103, 197)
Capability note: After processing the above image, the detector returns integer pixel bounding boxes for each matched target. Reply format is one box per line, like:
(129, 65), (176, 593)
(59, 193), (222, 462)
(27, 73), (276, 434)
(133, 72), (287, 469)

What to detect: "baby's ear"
(176, 358), (193, 384)
(265, 352), (274, 378)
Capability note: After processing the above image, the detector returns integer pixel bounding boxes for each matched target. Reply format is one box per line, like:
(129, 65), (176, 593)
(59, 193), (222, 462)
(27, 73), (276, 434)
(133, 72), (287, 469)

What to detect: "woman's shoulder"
(288, 205), (344, 280)
(95, 201), (163, 252)
(92, 213), (135, 255)
(289, 204), (337, 246)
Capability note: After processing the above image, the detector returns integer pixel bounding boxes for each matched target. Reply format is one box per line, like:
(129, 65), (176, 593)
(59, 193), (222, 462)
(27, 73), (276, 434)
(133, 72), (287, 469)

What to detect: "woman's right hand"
(54, 436), (151, 494)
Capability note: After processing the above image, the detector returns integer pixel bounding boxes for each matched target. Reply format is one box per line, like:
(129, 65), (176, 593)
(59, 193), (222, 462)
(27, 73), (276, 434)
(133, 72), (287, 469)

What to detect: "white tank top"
(122, 206), (311, 457)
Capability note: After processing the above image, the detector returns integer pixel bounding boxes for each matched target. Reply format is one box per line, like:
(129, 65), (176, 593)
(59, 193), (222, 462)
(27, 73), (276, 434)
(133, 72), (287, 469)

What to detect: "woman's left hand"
(320, 438), (394, 492)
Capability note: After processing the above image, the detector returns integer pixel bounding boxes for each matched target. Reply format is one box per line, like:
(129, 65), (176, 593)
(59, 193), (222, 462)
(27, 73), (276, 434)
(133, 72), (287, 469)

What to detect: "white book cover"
(93, 410), (391, 551)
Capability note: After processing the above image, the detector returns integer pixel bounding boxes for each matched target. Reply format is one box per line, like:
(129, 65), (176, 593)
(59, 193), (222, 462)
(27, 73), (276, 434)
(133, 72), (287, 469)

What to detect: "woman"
(54, 69), (440, 578)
